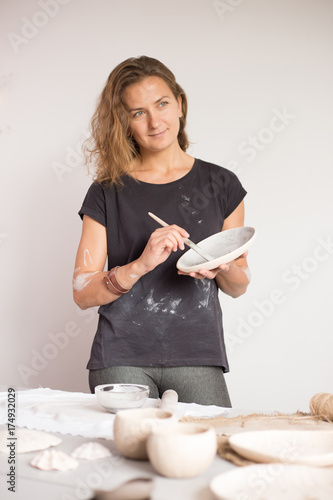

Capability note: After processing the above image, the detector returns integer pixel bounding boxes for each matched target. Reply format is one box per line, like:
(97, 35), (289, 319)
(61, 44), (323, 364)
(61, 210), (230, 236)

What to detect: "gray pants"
(89, 365), (231, 407)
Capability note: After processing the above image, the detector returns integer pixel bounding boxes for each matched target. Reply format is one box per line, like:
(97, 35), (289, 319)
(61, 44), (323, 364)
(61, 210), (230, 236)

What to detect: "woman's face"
(123, 76), (182, 156)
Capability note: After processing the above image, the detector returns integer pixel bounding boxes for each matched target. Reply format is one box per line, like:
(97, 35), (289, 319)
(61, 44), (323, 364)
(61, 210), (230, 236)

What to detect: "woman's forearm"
(215, 259), (251, 298)
(73, 260), (146, 309)
(73, 222), (190, 309)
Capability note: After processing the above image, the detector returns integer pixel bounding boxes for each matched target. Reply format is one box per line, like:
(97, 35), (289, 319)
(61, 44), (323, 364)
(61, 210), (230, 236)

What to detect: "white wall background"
(1, 0), (332, 412)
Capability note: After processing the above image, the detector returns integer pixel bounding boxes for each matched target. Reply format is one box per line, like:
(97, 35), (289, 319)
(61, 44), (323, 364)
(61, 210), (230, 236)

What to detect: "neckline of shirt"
(129, 158), (199, 188)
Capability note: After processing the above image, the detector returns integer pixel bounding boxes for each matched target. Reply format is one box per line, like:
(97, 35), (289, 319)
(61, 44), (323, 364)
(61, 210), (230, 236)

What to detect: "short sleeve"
(223, 170), (247, 219)
(78, 182), (106, 227)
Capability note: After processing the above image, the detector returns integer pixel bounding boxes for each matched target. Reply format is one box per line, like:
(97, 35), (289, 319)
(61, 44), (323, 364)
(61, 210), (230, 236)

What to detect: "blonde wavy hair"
(84, 55), (190, 186)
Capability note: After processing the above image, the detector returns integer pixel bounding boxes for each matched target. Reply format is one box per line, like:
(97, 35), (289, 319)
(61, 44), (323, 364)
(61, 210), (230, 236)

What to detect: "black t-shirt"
(78, 158), (246, 371)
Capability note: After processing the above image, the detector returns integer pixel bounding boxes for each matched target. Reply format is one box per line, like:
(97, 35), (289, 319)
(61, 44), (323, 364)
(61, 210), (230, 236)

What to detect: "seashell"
(30, 449), (79, 471)
(0, 428), (62, 454)
(71, 442), (112, 460)
(310, 393), (333, 422)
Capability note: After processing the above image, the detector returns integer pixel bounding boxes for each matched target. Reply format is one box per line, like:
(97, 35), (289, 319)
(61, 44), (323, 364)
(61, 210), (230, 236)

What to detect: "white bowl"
(95, 384), (149, 413)
(146, 422), (217, 478)
(176, 226), (256, 273)
(210, 464), (333, 500)
(228, 429), (333, 466)
(113, 407), (174, 460)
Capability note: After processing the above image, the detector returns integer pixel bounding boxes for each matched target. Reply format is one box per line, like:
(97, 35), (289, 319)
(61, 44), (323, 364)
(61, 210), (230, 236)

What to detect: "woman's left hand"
(177, 252), (248, 280)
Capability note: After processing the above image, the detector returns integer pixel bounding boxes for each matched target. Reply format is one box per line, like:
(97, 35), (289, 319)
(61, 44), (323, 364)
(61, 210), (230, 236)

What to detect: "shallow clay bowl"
(210, 464), (333, 500)
(228, 429), (333, 466)
(176, 226), (255, 273)
(146, 422), (217, 478)
(113, 407), (174, 460)
(95, 384), (149, 413)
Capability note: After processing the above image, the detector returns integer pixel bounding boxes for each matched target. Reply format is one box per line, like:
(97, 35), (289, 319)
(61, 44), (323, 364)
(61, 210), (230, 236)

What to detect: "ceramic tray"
(176, 226), (255, 273)
(210, 464), (333, 500)
(228, 429), (333, 466)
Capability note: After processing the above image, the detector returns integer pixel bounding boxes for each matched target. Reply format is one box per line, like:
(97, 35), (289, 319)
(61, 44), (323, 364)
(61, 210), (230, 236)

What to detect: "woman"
(73, 55), (250, 407)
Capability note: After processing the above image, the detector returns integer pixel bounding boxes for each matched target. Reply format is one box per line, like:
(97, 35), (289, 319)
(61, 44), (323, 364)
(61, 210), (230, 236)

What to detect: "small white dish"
(95, 384), (149, 413)
(228, 429), (333, 467)
(176, 226), (256, 273)
(210, 464), (333, 500)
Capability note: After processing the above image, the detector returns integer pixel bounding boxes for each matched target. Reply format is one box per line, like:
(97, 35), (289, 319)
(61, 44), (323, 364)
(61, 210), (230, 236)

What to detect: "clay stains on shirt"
(143, 292), (183, 317)
(195, 279), (212, 310)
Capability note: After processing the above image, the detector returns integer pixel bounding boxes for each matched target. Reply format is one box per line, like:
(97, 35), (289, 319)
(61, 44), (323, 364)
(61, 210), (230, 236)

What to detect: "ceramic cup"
(113, 407), (174, 460)
(146, 422), (217, 478)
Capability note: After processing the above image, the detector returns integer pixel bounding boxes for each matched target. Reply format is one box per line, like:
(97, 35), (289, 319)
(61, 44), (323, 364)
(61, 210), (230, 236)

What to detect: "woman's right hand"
(136, 225), (190, 274)
(73, 217), (189, 309)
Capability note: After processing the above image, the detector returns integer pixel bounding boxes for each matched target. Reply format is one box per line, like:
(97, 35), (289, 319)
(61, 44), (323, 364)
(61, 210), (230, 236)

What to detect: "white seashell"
(71, 442), (112, 460)
(30, 449), (79, 471)
(0, 428), (62, 454)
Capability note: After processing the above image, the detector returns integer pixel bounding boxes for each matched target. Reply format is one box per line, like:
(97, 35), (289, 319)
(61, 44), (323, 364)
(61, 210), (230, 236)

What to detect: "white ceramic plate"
(210, 464), (333, 500)
(176, 226), (255, 273)
(228, 429), (333, 466)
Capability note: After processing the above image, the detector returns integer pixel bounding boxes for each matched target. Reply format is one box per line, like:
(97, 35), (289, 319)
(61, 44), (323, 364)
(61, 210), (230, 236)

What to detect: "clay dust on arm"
(73, 215), (114, 309)
(73, 216), (144, 310)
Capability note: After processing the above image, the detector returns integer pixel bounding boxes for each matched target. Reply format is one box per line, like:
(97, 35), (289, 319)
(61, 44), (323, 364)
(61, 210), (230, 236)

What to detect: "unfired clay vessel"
(176, 226), (256, 273)
(113, 407), (174, 460)
(210, 464), (333, 500)
(146, 422), (217, 478)
(228, 429), (333, 467)
(93, 478), (154, 500)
